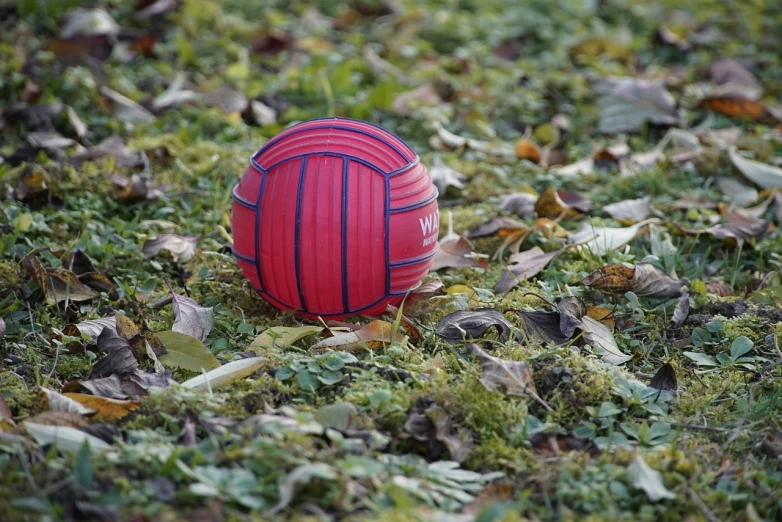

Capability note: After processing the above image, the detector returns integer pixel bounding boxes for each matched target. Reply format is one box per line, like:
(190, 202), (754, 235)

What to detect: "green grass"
(1, 0), (782, 520)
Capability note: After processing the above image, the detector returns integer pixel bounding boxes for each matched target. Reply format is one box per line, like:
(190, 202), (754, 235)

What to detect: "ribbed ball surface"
(231, 118), (439, 319)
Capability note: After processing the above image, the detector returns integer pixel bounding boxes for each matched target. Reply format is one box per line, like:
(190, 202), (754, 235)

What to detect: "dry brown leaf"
(44, 268), (98, 304)
(311, 320), (404, 352)
(587, 306), (616, 330)
(675, 221), (772, 246)
(580, 263), (685, 298)
(430, 236), (489, 271)
(63, 393), (140, 422)
(111, 174), (163, 203)
(467, 218), (529, 239)
(535, 187), (591, 219)
(703, 96), (767, 121)
(533, 217), (567, 238)
(386, 304), (423, 341)
(496, 247), (562, 294)
(515, 140), (541, 163)
(470, 344), (552, 411)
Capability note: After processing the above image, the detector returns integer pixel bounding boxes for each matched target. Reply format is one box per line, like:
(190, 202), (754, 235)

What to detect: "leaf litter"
(3, 1), (782, 520)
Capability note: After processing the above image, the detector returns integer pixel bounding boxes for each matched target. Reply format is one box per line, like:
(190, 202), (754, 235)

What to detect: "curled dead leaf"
(430, 236), (488, 271)
(142, 234), (200, 263)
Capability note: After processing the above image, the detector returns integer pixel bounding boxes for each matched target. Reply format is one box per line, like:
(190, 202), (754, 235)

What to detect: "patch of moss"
(531, 352), (614, 426)
(419, 367), (530, 440)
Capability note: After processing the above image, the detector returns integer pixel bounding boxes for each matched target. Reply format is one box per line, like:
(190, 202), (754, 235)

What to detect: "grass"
(1, 0), (782, 520)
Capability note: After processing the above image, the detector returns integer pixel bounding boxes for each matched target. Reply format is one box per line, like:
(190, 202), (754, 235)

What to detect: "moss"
(0, 260), (20, 291)
(419, 367), (530, 439)
(722, 314), (768, 345)
(465, 432), (529, 472)
(0, 371), (35, 417)
(531, 352), (614, 426)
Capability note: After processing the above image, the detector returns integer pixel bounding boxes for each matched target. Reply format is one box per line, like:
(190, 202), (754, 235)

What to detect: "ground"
(1, 0), (782, 521)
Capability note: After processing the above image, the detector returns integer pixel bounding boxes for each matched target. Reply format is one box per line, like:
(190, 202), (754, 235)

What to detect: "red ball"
(232, 118), (439, 319)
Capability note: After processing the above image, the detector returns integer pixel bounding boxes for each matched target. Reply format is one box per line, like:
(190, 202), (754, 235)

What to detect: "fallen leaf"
(675, 221), (771, 245)
(63, 317), (116, 342)
(496, 247), (562, 294)
(47, 34), (113, 63)
(68, 136), (143, 170)
(604, 197), (651, 223)
(649, 363), (677, 392)
(249, 326), (323, 351)
(25, 423), (111, 454)
(36, 388), (96, 416)
(557, 296), (587, 338)
(424, 404), (474, 463)
(26, 131), (78, 152)
(716, 177), (758, 207)
(595, 77), (679, 133)
(570, 219), (657, 256)
(99, 86), (156, 124)
(65, 375), (127, 399)
(403, 279), (446, 317)
(61, 7), (119, 38)
(703, 96), (766, 121)
(181, 357), (268, 391)
(202, 86), (248, 113)
(435, 309), (514, 344)
(515, 140), (541, 163)
(110, 174), (163, 203)
(499, 192), (538, 218)
(515, 310), (569, 345)
(629, 454), (676, 501)
(401, 397), (473, 463)
(672, 293), (690, 328)
(143, 234), (200, 263)
(729, 147), (782, 189)
(311, 320), (403, 352)
(708, 59), (763, 100)
(11, 166), (48, 200)
(580, 263), (685, 298)
(582, 316), (631, 364)
(470, 344), (536, 396)
(158, 331), (220, 372)
(429, 156), (466, 194)
(89, 348), (139, 379)
(136, 0), (182, 19)
(122, 369), (172, 395)
(63, 393), (139, 422)
(430, 236), (489, 271)
(244, 100), (277, 126)
(550, 154), (594, 176)
(152, 74), (200, 112)
(44, 268), (98, 304)
(535, 187), (591, 219)
(467, 218), (529, 239)
(165, 281), (214, 342)
(18, 412), (90, 431)
(386, 304), (423, 341)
